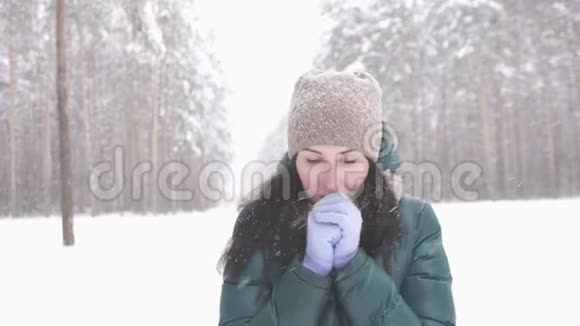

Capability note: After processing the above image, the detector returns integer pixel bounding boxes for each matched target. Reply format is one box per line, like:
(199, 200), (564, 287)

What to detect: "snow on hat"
(287, 68), (383, 162)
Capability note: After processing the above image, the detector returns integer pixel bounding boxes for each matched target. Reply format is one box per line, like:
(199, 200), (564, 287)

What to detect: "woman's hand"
(302, 200), (342, 276)
(312, 192), (362, 270)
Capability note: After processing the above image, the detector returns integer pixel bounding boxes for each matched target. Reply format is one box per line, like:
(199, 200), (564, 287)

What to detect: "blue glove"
(302, 198), (342, 276)
(312, 192), (362, 270)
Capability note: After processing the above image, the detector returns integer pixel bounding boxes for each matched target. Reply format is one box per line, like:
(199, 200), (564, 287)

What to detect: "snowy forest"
(0, 0), (232, 219)
(260, 0), (580, 202)
(1, 0), (580, 219)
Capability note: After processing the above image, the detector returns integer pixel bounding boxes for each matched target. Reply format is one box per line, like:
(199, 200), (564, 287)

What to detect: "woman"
(217, 69), (455, 325)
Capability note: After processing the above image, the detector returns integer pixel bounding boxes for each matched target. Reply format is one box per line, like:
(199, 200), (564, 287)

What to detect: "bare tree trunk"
(413, 51), (424, 172)
(512, 93), (527, 197)
(161, 74), (179, 214)
(576, 62), (580, 195)
(8, 26), (17, 217)
(79, 36), (96, 216)
(512, 0), (527, 199)
(150, 60), (162, 214)
(496, 89), (511, 198)
(566, 69), (579, 197)
(85, 92), (94, 216)
(542, 86), (557, 197)
(88, 77), (98, 215)
(440, 69), (454, 200)
(566, 21), (580, 197)
(555, 96), (569, 197)
(90, 52), (105, 215)
(195, 138), (206, 210)
(576, 63), (580, 116)
(41, 76), (53, 216)
(128, 76), (139, 213)
(124, 84), (133, 213)
(76, 15), (87, 215)
(478, 71), (495, 199)
(160, 67), (172, 214)
(56, 0), (75, 246)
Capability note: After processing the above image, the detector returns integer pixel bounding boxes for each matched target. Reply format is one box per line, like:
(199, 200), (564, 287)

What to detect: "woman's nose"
(319, 167), (339, 194)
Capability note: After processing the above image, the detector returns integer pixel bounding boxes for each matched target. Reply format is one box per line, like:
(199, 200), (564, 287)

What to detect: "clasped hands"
(302, 192), (362, 276)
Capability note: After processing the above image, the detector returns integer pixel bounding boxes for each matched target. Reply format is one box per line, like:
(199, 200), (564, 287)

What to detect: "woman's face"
(296, 145), (370, 204)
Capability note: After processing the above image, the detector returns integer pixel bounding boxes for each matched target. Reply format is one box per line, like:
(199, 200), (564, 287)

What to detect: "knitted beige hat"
(287, 69), (383, 162)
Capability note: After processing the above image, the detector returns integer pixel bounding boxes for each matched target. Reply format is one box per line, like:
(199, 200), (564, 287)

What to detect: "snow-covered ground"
(1, 198), (579, 326)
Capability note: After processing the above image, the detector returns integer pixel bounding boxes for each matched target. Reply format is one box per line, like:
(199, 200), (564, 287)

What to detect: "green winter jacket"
(218, 194), (455, 326)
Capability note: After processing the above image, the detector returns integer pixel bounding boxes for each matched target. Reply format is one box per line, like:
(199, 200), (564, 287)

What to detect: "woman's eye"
(306, 159), (323, 164)
(342, 159), (357, 164)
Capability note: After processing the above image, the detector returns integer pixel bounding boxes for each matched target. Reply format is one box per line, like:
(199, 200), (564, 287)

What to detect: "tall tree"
(56, 0), (75, 245)
(8, 5), (17, 216)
